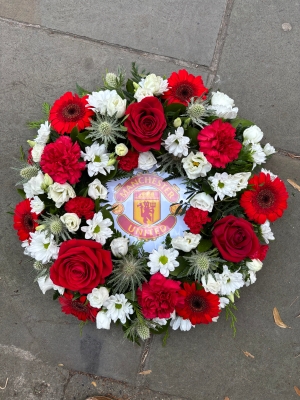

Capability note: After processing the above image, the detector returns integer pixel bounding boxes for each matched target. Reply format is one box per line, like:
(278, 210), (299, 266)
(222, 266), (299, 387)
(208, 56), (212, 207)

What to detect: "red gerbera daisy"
(49, 92), (94, 134)
(64, 197), (95, 220)
(162, 69), (208, 105)
(240, 172), (288, 224)
(59, 291), (98, 322)
(175, 282), (220, 325)
(13, 199), (39, 241)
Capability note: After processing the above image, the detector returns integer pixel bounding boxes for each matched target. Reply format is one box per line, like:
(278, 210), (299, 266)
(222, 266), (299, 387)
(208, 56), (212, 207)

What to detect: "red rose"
(124, 97), (167, 152)
(117, 150), (139, 171)
(212, 215), (260, 262)
(183, 206), (211, 234)
(198, 119), (242, 168)
(50, 239), (113, 294)
(137, 273), (183, 319)
(59, 290), (98, 322)
(64, 197), (95, 220)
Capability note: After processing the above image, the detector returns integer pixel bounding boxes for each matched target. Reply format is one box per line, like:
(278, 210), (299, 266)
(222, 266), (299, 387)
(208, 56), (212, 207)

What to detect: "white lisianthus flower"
(208, 172), (238, 200)
(214, 265), (244, 296)
(170, 312), (195, 331)
(81, 211), (113, 245)
(87, 287), (110, 308)
(87, 90), (126, 118)
(201, 274), (221, 295)
(31, 143), (45, 162)
(23, 171), (45, 198)
(110, 237), (129, 257)
(182, 151), (212, 179)
(115, 143), (128, 156)
(246, 259), (263, 272)
(81, 143), (114, 177)
(134, 87), (154, 102)
(27, 231), (59, 263)
(249, 143), (266, 168)
(171, 232), (201, 252)
(37, 275), (64, 295)
(190, 192), (214, 212)
(207, 91), (238, 119)
(243, 125), (264, 144)
(88, 179), (108, 200)
(232, 172), (251, 192)
(60, 213), (81, 232)
(47, 182), (76, 208)
(245, 270), (257, 287)
(30, 196), (45, 214)
(104, 294), (134, 324)
(148, 245), (179, 277)
(139, 73), (169, 96)
(35, 121), (51, 145)
(263, 143), (276, 156)
(138, 151), (157, 170)
(261, 168), (277, 181)
(260, 220), (275, 243)
(164, 127), (190, 157)
(96, 310), (111, 329)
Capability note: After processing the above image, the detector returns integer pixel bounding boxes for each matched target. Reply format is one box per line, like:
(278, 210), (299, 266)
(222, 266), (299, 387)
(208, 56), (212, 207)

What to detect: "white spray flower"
(81, 143), (114, 177)
(35, 121), (51, 145)
(207, 91), (238, 119)
(201, 274), (221, 295)
(30, 196), (45, 214)
(148, 245), (179, 277)
(104, 294), (134, 324)
(31, 143), (45, 163)
(27, 231), (59, 264)
(164, 127), (190, 157)
(214, 265), (244, 296)
(81, 211), (113, 245)
(260, 220), (275, 243)
(87, 90), (126, 118)
(208, 172), (238, 200)
(37, 275), (64, 295)
(23, 171), (45, 198)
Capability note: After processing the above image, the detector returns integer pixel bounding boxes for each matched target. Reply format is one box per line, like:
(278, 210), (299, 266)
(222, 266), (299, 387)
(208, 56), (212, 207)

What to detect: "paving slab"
(215, 0), (300, 153)
(144, 154), (300, 399)
(0, 0), (227, 67)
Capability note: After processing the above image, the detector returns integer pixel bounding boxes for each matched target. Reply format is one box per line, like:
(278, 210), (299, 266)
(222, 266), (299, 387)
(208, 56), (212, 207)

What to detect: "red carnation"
(65, 197), (95, 220)
(212, 215), (260, 263)
(240, 172), (288, 224)
(183, 206), (211, 234)
(13, 199), (39, 241)
(162, 69), (208, 105)
(50, 239), (113, 294)
(49, 92), (94, 134)
(117, 150), (139, 172)
(175, 282), (220, 325)
(198, 119), (242, 168)
(124, 97), (167, 152)
(137, 273), (183, 319)
(250, 244), (269, 261)
(40, 136), (86, 184)
(59, 291), (98, 322)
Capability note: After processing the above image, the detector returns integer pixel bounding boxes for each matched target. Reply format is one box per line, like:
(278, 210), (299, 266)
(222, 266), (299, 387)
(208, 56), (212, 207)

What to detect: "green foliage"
(42, 102), (51, 118)
(17, 188), (26, 199)
(27, 120), (45, 129)
(76, 83), (90, 97)
(225, 302), (238, 337)
(131, 62), (149, 82)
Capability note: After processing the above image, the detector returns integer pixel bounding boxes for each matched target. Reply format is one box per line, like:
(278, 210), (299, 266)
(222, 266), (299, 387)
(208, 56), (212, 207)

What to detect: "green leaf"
(76, 83), (90, 97)
(197, 239), (212, 252)
(164, 103), (186, 114)
(53, 290), (60, 301)
(20, 146), (26, 162)
(100, 166), (118, 184)
(42, 102), (51, 118)
(126, 79), (135, 94)
(77, 131), (93, 145)
(186, 126), (200, 146)
(169, 256), (188, 277)
(70, 126), (79, 143)
(94, 198), (100, 213)
(230, 118), (253, 129)
(100, 205), (114, 227)
(17, 188), (26, 199)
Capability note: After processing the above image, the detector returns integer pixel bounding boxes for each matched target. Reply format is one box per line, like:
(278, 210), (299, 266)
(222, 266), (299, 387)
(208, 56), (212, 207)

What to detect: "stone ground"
(0, 1), (299, 399)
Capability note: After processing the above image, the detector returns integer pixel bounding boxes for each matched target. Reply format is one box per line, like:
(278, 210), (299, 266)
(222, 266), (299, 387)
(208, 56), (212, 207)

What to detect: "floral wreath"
(13, 63), (288, 344)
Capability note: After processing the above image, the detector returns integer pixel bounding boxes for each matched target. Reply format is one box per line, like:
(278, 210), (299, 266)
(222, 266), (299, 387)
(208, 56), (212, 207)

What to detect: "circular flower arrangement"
(13, 63), (288, 343)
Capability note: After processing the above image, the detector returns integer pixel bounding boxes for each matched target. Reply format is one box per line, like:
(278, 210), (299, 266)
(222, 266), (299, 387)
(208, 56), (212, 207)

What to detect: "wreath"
(13, 63), (288, 344)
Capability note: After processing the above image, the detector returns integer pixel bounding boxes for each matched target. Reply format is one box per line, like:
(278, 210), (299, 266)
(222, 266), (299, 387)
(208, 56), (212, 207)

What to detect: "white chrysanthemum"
(182, 151), (212, 179)
(37, 275), (64, 295)
(260, 220), (275, 243)
(23, 171), (45, 199)
(96, 310), (111, 329)
(214, 265), (244, 296)
(208, 172), (238, 200)
(88, 179), (108, 200)
(87, 287), (110, 308)
(81, 143), (114, 177)
(263, 143), (276, 156)
(170, 312), (195, 331)
(261, 168), (277, 181)
(31, 143), (45, 163)
(139, 73), (169, 96)
(171, 232), (201, 252)
(138, 151), (157, 170)
(86, 89), (126, 118)
(47, 182), (76, 208)
(35, 121), (51, 145)
(103, 293), (134, 324)
(30, 196), (45, 214)
(249, 143), (266, 168)
(201, 273), (221, 295)
(164, 127), (190, 157)
(27, 231), (59, 264)
(81, 211), (113, 245)
(134, 87), (154, 102)
(243, 125), (264, 144)
(246, 259), (263, 272)
(148, 245), (179, 277)
(190, 192), (214, 212)
(207, 91), (238, 119)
